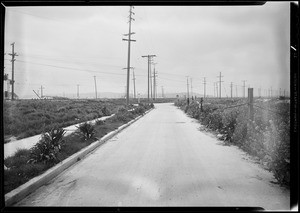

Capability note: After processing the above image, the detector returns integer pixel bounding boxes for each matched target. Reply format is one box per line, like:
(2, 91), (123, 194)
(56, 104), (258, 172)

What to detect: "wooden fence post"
(248, 88), (254, 121)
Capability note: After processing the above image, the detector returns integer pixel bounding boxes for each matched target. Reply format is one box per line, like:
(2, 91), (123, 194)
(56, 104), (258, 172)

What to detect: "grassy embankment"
(175, 97), (290, 187)
(3, 99), (130, 142)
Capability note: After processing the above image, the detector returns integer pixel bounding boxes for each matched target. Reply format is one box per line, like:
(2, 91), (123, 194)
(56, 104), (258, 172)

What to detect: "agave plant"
(27, 128), (65, 164)
(77, 122), (95, 140)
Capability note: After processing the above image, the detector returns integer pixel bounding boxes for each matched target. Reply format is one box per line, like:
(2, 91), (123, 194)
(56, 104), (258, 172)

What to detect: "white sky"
(4, 2), (290, 98)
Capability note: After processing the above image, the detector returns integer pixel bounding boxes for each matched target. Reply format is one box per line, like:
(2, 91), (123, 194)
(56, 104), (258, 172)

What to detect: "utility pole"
(218, 72), (223, 99)
(242, 80), (247, 98)
(77, 84), (80, 99)
(203, 77), (206, 98)
(161, 86), (164, 98)
(279, 88), (281, 97)
(230, 82), (233, 99)
(152, 62), (157, 100)
(9, 42), (18, 100)
(236, 85), (238, 98)
(142, 55), (156, 102)
(153, 68), (158, 100)
(122, 6), (136, 105)
(132, 68), (136, 99)
(215, 82), (218, 98)
(186, 76), (189, 99)
(40, 85), (44, 98)
(270, 86), (272, 98)
(190, 78), (193, 98)
(150, 59), (153, 99)
(93, 76), (98, 99)
(213, 82), (215, 98)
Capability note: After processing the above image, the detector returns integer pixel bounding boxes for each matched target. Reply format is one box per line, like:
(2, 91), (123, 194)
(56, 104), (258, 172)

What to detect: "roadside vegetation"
(4, 103), (153, 194)
(3, 99), (131, 142)
(175, 97), (290, 187)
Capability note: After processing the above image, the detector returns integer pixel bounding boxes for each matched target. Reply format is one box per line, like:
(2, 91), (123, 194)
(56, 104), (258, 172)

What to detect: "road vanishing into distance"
(15, 103), (290, 210)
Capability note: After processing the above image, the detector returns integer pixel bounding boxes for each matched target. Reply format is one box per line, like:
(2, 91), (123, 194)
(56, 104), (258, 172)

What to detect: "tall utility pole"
(152, 62), (157, 100)
(270, 86), (272, 98)
(214, 82), (216, 98)
(280, 88), (282, 97)
(153, 68), (158, 100)
(230, 82), (233, 99)
(142, 55), (156, 101)
(77, 84), (80, 99)
(149, 58), (153, 99)
(186, 76), (189, 99)
(122, 6), (136, 105)
(203, 77), (206, 98)
(242, 80), (247, 98)
(218, 72), (223, 99)
(215, 82), (218, 98)
(132, 68), (136, 99)
(190, 78), (193, 98)
(9, 42), (18, 100)
(93, 76), (98, 99)
(40, 85), (44, 98)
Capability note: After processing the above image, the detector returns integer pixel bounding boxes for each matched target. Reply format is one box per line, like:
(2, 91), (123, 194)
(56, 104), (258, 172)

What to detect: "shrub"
(27, 128), (66, 164)
(176, 98), (290, 186)
(96, 119), (105, 125)
(101, 107), (111, 116)
(77, 122), (95, 140)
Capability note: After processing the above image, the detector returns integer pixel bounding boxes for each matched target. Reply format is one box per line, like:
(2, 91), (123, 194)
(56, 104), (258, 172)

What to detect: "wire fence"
(195, 98), (288, 117)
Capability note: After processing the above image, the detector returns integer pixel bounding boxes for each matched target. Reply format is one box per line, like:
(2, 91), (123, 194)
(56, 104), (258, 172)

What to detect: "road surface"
(15, 103), (290, 209)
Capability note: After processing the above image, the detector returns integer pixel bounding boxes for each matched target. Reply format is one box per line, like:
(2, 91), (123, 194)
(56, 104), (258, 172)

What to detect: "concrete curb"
(5, 108), (154, 206)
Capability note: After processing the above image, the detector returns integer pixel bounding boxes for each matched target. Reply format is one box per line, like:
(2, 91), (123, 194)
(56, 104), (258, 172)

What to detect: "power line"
(16, 60), (127, 76)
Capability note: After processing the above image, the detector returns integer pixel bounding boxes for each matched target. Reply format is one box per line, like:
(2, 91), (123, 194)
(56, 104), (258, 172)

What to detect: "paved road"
(15, 103), (290, 209)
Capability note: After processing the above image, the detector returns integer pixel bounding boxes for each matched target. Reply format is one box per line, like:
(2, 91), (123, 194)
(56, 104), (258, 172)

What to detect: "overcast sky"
(4, 2), (290, 99)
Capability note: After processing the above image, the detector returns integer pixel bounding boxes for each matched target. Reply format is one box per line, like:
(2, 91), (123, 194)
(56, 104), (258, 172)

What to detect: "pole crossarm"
(122, 39), (136, 42)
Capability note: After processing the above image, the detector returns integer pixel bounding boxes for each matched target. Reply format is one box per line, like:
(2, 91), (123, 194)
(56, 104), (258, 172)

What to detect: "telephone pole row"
(142, 54), (156, 102)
